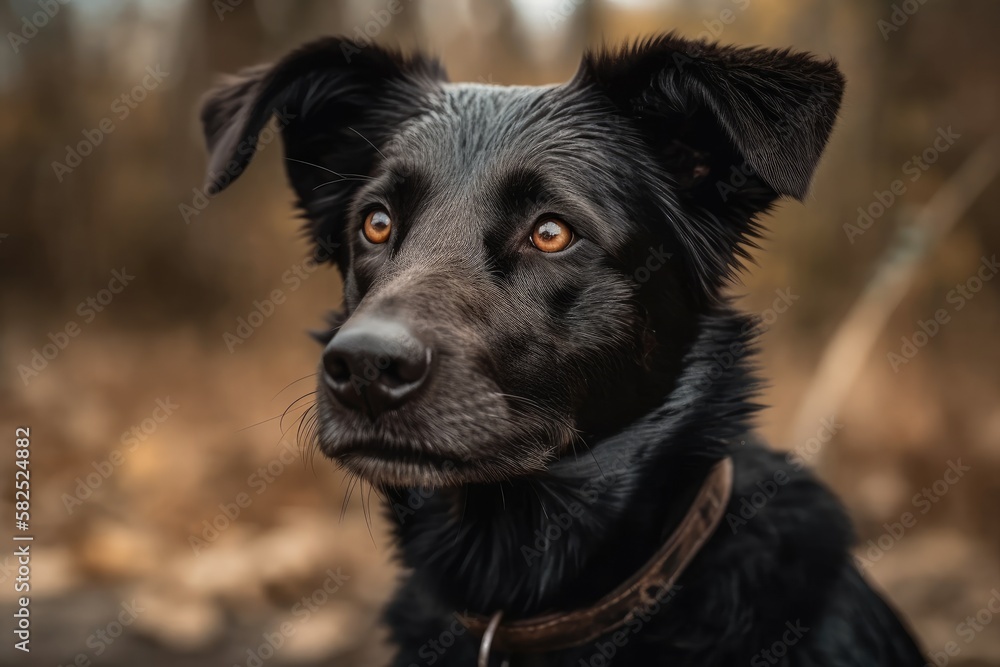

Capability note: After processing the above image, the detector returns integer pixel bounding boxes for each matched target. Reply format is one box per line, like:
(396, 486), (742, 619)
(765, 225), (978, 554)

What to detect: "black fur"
(201, 34), (924, 666)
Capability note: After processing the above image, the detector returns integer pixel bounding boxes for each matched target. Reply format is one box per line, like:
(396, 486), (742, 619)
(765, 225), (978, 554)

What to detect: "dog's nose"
(322, 317), (432, 417)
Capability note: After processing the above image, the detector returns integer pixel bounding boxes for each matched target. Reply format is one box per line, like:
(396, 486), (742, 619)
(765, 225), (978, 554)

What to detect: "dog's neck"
(385, 307), (761, 617)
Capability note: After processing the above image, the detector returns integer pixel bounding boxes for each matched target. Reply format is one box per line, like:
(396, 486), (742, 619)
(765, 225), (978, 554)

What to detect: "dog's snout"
(322, 317), (432, 417)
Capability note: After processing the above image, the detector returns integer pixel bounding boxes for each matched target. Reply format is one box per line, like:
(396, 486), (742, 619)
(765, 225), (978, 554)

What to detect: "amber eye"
(530, 218), (573, 253)
(363, 209), (392, 244)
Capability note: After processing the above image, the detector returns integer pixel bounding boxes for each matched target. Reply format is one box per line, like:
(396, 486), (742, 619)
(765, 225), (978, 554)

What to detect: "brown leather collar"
(460, 456), (733, 662)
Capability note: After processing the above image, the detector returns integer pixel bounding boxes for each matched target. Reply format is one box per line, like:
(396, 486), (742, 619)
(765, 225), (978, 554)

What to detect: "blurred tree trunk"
(0, 1), (83, 298)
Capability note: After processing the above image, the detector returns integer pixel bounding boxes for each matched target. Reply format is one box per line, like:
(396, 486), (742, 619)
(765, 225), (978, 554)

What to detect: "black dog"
(201, 34), (925, 666)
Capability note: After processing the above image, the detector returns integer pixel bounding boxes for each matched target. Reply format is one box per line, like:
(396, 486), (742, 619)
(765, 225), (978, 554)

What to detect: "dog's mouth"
(330, 441), (482, 487)
(335, 441), (461, 469)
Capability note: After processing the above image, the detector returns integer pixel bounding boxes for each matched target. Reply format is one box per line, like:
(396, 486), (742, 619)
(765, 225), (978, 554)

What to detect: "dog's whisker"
(295, 407), (322, 474)
(279, 392), (316, 433)
(285, 156), (372, 181)
(365, 482), (379, 545)
(340, 471), (360, 523)
(348, 126), (387, 161)
(234, 411), (295, 433)
(451, 488), (469, 548)
(270, 373), (318, 401)
(283, 390), (317, 414)
(234, 396), (315, 434)
(359, 477), (380, 551)
(527, 480), (549, 520)
(312, 176), (374, 190)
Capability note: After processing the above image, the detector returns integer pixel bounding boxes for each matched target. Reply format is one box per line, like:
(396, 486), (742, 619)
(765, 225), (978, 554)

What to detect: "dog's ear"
(200, 37), (444, 264)
(576, 35), (844, 294)
(577, 35), (844, 203)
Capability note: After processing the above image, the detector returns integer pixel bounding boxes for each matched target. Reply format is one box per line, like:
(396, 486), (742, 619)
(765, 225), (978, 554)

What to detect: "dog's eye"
(530, 218), (573, 253)
(363, 209), (392, 244)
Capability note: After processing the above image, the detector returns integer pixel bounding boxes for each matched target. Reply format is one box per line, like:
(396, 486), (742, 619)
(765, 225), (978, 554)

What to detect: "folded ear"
(577, 34), (845, 202)
(199, 37), (445, 264)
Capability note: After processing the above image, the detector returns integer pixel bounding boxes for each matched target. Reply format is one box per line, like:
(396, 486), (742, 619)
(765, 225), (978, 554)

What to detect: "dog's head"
(201, 35), (843, 487)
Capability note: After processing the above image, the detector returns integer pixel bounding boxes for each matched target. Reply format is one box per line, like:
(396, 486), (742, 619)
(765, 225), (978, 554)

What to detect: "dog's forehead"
(389, 82), (591, 175)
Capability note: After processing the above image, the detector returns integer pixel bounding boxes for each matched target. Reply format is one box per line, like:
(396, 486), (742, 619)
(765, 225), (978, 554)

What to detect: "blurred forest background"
(1, 0), (999, 665)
